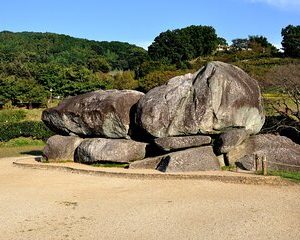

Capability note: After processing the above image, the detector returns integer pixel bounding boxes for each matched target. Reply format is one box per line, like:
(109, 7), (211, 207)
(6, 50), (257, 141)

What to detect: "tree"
(231, 38), (249, 50)
(148, 25), (218, 64)
(0, 31), (147, 105)
(281, 25), (300, 58)
(248, 35), (278, 55)
(88, 57), (110, 73)
(217, 37), (228, 46)
(112, 71), (138, 90)
(262, 65), (300, 143)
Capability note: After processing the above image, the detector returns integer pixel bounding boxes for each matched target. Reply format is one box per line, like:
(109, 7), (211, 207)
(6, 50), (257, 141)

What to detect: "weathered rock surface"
(136, 61), (265, 138)
(156, 146), (220, 172)
(130, 146), (220, 172)
(129, 155), (164, 169)
(42, 90), (144, 139)
(75, 138), (147, 163)
(218, 128), (249, 153)
(43, 135), (83, 162)
(227, 134), (300, 171)
(154, 135), (211, 151)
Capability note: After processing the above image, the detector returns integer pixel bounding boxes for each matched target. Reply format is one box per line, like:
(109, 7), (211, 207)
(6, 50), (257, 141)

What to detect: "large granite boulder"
(218, 128), (249, 154)
(129, 155), (164, 169)
(129, 146), (220, 172)
(135, 61), (265, 138)
(227, 134), (300, 171)
(157, 146), (220, 172)
(43, 135), (83, 162)
(75, 138), (147, 163)
(154, 135), (211, 151)
(42, 90), (144, 139)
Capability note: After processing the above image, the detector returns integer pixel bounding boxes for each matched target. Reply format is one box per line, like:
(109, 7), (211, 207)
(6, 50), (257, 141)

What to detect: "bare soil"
(0, 157), (300, 240)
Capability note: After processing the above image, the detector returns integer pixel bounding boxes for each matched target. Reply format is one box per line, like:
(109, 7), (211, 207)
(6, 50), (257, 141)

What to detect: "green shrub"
(0, 121), (54, 142)
(0, 109), (27, 123)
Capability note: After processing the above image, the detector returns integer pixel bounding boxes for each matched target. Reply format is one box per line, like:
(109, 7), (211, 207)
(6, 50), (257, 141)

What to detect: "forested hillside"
(0, 24), (299, 108)
(0, 31), (147, 106)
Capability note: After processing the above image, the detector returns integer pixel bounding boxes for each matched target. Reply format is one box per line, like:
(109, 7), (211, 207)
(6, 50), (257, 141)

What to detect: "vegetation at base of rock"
(266, 170), (300, 183)
(91, 162), (129, 168)
(221, 165), (236, 171)
(0, 121), (54, 142)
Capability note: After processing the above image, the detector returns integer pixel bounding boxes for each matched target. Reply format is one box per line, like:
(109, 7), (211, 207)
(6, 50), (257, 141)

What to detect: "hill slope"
(0, 31), (147, 104)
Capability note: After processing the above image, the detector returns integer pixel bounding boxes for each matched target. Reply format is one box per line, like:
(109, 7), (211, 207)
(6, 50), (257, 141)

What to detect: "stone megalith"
(135, 61), (265, 138)
(227, 134), (300, 172)
(43, 135), (83, 162)
(75, 138), (147, 163)
(42, 90), (144, 139)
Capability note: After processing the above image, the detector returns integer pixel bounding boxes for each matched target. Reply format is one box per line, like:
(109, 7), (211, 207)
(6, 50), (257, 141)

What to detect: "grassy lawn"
(268, 171), (300, 183)
(0, 145), (44, 158)
(0, 137), (45, 158)
(92, 163), (129, 168)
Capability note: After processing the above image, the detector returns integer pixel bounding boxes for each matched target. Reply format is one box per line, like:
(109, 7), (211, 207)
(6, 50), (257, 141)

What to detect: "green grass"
(0, 137), (45, 147)
(267, 170), (300, 183)
(0, 109), (27, 123)
(0, 137), (45, 158)
(0, 100), (60, 124)
(0, 145), (44, 158)
(221, 165), (236, 171)
(91, 162), (129, 168)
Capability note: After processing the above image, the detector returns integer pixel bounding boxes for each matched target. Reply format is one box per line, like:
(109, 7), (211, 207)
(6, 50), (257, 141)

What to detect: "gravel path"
(1, 157), (300, 240)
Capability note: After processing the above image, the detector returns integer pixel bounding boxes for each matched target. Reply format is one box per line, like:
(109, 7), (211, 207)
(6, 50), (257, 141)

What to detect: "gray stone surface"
(156, 146), (220, 172)
(219, 128), (249, 153)
(227, 134), (300, 171)
(43, 135), (83, 162)
(154, 135), (211, 151)
(129, 155), (164, 169)
(42, 90), (144, 139)
(135, 61), (265, 138)
(75, 138), (147, 163)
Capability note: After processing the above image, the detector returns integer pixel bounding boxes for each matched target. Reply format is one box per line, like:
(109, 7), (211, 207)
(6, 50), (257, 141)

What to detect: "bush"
(139, 69), (191, 92)
(0, 121), (54, 142)
(0, 109), (27, 123)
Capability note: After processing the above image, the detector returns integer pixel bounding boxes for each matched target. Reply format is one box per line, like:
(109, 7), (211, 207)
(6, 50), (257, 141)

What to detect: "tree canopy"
(148, 25), (219, 64)
(0, 31), (148, 106)
(281, 25), (300, 58)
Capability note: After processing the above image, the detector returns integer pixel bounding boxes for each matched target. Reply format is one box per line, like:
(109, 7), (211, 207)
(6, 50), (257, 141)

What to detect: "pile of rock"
(42, 61), (300, 172)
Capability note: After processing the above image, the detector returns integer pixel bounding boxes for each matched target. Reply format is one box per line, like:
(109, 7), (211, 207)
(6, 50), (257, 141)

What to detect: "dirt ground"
(0, 157), (300, 240)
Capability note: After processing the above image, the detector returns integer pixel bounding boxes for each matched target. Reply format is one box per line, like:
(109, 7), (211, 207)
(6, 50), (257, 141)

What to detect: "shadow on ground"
(21, 150), (43, 156)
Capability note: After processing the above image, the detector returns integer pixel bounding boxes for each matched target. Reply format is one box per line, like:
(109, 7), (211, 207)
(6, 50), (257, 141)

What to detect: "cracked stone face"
(42, 90), (144, 139)
(135, 61), (265, 138)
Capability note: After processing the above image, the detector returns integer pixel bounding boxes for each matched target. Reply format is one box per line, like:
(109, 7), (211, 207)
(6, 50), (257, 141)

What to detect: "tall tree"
(231, 38), (249, 50)
(148, 25), (218, 64)
(281, 25), (300, 58)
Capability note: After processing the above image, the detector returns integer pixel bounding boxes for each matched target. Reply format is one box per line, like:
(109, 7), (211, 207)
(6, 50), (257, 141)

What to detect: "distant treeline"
(0, 24), (299, 108)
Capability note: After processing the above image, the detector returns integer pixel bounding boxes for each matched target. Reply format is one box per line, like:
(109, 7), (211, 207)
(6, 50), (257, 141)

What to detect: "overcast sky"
(0, 0), (299, 49)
